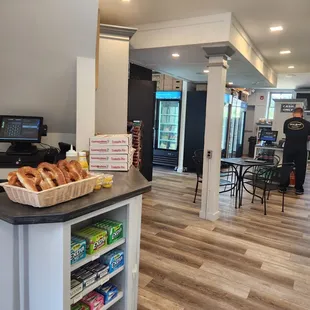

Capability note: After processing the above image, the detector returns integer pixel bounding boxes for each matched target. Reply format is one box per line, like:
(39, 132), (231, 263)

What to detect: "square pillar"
(200, 56), (229, 221)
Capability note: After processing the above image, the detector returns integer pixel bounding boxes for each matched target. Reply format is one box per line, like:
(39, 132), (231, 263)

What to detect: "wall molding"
(100, 24), (137, 39)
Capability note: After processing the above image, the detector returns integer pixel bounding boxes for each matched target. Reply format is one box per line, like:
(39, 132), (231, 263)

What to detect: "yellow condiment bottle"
(78, 151), (89, 172)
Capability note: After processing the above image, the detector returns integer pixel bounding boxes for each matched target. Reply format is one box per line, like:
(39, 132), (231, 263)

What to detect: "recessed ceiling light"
(172, 53), (180, 58)
(288, 65), (295, 69)
(228, 82), (233, 85)
(280, 50), (291, 55)
(122, 0), (130, 2)
(203, 70), (209, 73)
(270, 26), (283, 32)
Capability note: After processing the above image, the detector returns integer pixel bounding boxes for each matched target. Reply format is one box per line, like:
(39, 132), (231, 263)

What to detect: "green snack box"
(93, 219), (123, 244)
(71, 302), (90, 310)
(74, 227), (107, 255)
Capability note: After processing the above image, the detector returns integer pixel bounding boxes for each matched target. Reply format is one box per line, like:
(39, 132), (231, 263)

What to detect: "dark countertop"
(0, 168), (151, 225)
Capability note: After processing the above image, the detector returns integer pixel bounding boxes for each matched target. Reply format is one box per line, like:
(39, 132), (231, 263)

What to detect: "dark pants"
(280, 147), (308, 190)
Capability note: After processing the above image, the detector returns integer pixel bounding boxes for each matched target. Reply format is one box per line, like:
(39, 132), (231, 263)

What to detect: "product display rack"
(71, 238), (126, 272)
(70, 266), (125, 305)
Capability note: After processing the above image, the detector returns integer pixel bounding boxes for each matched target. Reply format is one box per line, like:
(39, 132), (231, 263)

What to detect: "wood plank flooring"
(138, 167), (310, 310)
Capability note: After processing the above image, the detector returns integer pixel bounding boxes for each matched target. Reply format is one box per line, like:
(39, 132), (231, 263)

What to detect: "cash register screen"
(0, 116), (43, 143)
(260, 130), (278, 142)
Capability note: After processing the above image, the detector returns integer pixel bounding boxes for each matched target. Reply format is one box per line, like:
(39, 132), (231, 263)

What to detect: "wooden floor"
(138, 167), (310, 310)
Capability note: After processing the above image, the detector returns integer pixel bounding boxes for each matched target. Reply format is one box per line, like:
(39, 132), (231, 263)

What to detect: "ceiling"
(130, 45), (273, 88)
(101, 0), (310, 79)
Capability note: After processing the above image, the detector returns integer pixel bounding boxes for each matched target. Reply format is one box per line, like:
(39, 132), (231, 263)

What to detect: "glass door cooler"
(153, 91), (182, 167)
(227, 98), (247, 158)
(221, 94), (232, 158)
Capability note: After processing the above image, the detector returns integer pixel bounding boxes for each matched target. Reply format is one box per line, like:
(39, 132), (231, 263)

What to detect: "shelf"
(71, 238), (126, 272)
(101, 291), (124, 310)
(70, 266), (124, 305)
(160, 131), (177, 134)
(160, 114), (179, 116)
(159, 139), (177, 142)
(160, 123), (178, 126)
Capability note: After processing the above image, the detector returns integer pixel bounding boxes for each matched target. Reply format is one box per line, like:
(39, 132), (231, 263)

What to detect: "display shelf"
(159, 139), (177, 142)
(101, 291), (124, 310)
(160, 130), (177, 134)
(160, 123), (177, 126)
(160, 114), (179, 116)
(71, 238), (126, 272)
(70, 266), (124, 305)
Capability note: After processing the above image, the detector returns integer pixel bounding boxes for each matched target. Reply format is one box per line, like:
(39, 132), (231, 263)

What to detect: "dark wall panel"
(128, 79), (156, 181)
(183, 91), (207, 172)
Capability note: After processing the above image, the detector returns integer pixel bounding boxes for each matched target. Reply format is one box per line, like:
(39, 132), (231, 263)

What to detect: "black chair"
(192, 150), (237, 203)
(243, 163), (295, 215)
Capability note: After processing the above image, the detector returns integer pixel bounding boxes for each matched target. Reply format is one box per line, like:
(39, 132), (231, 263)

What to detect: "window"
(266, 93), (293, 120)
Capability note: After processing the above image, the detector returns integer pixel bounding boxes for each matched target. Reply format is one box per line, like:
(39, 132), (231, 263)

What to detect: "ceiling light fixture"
(280, 50), (291, 55)
(172, 53), (180, 58)
(270, 26), (283, 32)
(203, 70), (209, 73)
(228, 82), (233, 85)
(122, 0), (130, 2)
(288, 65), (295, 69)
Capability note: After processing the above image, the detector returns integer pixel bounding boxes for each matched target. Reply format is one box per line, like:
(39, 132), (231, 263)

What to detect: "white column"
(76, 57), (96, 150)
(200, 56), (228, 221)
(177, 81), (188, 173)
(96, 25), (136, 134)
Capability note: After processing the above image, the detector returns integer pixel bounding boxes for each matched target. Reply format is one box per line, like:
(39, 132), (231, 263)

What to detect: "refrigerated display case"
(226, 98), (247, 158)
(221, 94), (232, 158)
(153, 91), (182, 167)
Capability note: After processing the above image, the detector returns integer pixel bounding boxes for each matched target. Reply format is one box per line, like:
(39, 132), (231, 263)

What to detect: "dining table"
(221, 158), (271, 209)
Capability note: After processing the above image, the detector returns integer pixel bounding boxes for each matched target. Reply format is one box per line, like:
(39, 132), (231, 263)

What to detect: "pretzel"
(8, 172), (23, 187)
(16, 167), (42, 192)
(69, 160), (84, 180)
(38, 162), (67, 186)
(57, 160), (81, 182)
(38, 179), (53, 191)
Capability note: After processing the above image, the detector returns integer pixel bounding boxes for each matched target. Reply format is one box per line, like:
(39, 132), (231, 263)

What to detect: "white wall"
(0, 0), (98, 142)
(248, 90), (269, 123)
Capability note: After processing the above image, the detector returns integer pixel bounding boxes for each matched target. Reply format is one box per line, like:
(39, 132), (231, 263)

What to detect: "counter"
(254, 145), (284, 163)
(0, 168), (151, 310)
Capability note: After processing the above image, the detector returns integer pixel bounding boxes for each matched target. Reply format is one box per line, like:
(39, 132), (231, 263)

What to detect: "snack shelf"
(70, 266), (124, 305)
(101, 291), (124, 310)
(160, 114), (178, 116)
(160, 123), (178, 126)
(159, 139), (177, 142)
(71, 238), (126, 272)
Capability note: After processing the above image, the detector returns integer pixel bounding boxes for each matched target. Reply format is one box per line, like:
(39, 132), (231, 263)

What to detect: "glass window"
(266, 93), (293, 120)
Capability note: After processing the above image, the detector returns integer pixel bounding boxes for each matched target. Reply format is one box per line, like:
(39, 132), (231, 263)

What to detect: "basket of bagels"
(0, 160), (98, 208)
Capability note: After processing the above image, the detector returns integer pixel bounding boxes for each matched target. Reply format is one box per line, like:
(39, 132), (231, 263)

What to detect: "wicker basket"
(0, 175), (98, 208)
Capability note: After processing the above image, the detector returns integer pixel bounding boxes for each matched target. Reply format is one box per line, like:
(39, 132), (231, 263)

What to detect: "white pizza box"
(89, 146), (130, 155)
(90, 154), (129, 163)
(90, 162), (131, 171)
(90, 134), (132, 147)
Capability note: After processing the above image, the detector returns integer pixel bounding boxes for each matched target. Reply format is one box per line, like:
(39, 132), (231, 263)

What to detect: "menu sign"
(281, 104), (296, 113)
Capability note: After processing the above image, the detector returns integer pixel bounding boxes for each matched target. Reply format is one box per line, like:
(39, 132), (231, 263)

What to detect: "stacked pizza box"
(89, 134), (135, 171)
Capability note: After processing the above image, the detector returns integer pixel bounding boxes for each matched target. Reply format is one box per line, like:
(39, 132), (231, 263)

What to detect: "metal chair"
(192, 150), (237, 203)
(243, 163), (294, 215)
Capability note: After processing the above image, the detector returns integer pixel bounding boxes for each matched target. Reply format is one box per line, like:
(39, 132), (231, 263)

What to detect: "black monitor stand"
(6, 142), (38, 156)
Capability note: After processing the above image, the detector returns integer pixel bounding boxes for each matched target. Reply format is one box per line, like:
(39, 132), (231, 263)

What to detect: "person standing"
(280, 107), (310, 195)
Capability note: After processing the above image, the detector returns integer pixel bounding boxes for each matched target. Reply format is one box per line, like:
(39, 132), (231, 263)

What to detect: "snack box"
(71, 302), (90, 310)
(74, 227), (108, 255)
(89, 154), (129, 163)
(71, 236), (87, 265)
(70, 279), (83, 298)
(89, 163), (131, 172)
(74, 270), (97, 288)
(85, 261), (109, 279)
(100, 249), (124, 273)
(82, 291), (104, 310)
(90, 134), (132, 147)
(96, 282), (118, 304)
(93, 220), (123, 245)
(89, 146), (130, 155)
